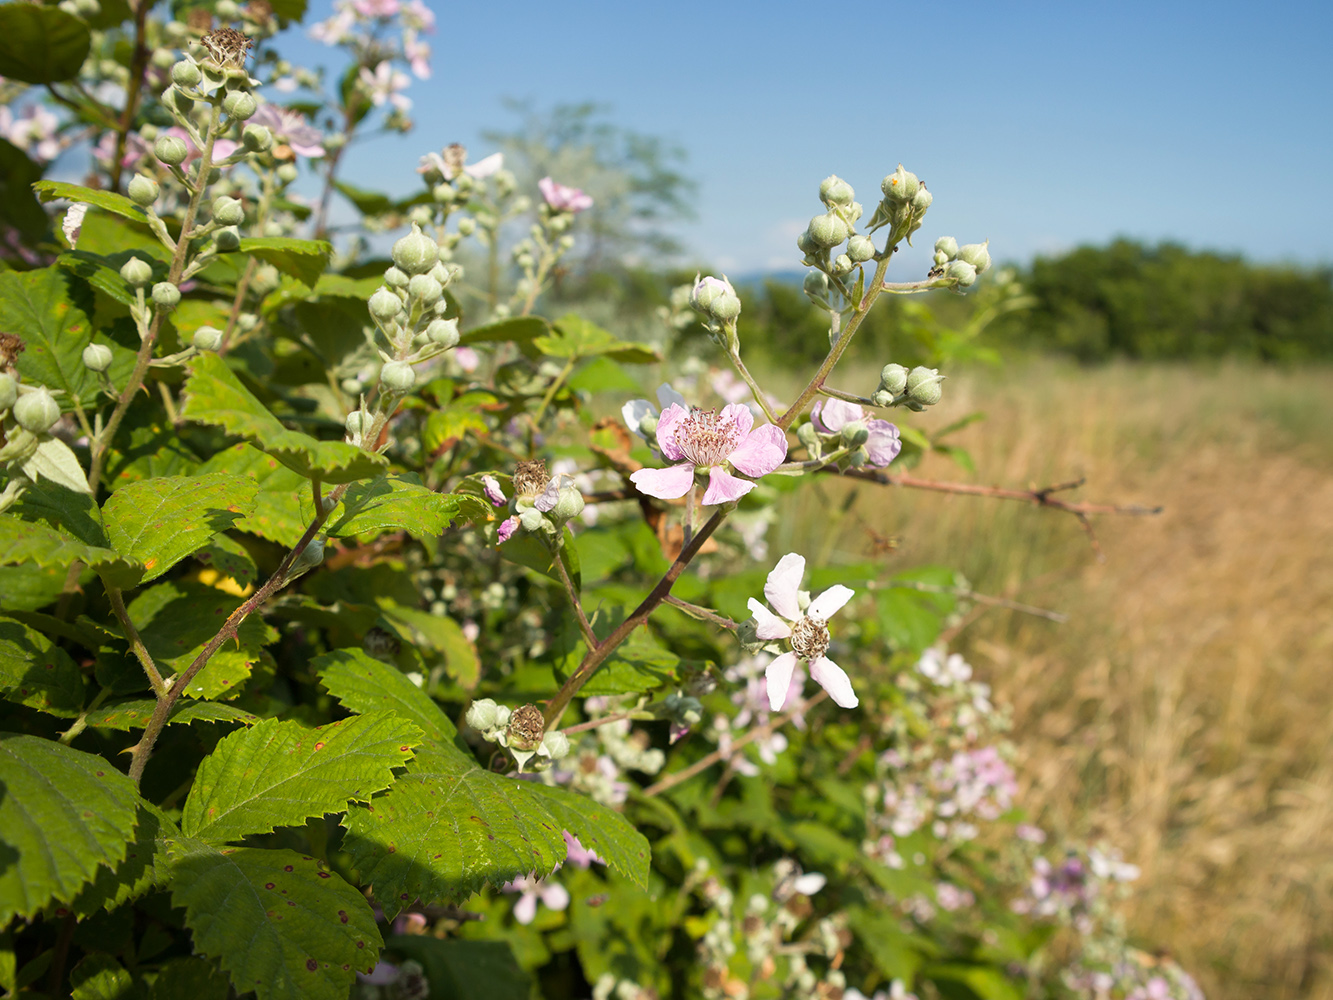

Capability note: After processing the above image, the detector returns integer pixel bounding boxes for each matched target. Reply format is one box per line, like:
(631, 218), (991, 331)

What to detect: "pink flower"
(62, 204), (88, 249)
(748, 553), (857, 710)
(811, 399), (901, 467)
(401, 0), (435, 31)
(0, 104), (62, 163)
(481, 475), (506, 507)
(502, 872), (569, 925)
(538, 177), (593, 213)
(359, 61), (411, 111)
(629, 403), (787, 506)
(454, 346), (479, 372)
(250, 104), (325, 158)
(352, 0), (398, 16)
(497, 516), (518, 543)
(309, 7), (356, 43)
(403, 30), (431, 79)
(562, 830), (602, 869)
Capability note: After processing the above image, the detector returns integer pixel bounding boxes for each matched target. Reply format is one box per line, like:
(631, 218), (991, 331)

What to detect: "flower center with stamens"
(200, 27), (254, 69)
(790, 616), (830, 661)
(511, 460), (550, 498)
(675, 408), (743, 468)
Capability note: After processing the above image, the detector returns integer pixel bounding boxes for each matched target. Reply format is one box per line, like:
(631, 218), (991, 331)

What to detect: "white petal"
(747, 598), (792, 640)
(622, 398), (654, 437)
(807, 584), (854, 621)
(656, 382), (686, 409)
(810, 656), (858, 708)
(792, 872), (827, 895)
(764, 553), (805, 621)
(765, 651), (799, 711)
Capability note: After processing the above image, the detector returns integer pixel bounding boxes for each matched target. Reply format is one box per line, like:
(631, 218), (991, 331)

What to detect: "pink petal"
(764, 553), (806, 621)
(728, 424), (788, 478)
(719, 402), (753, 440)
(629, 462), (695, 499)
(747, 598), (792, 640)
(513, 892), (537, 924)
(807, 584), (854, 621)
(765, 651), (799, 711)
(810, 656), (857, 708)
(812, 398), (863, 433)
(654, 402), (689, 462)
(540, 882), (570, 911)
(864, 419), (902, 467)
(701, 467), (754, 506)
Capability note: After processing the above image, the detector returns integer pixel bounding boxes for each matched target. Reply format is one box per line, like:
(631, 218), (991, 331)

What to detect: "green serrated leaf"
(341, 743), (649, 916)
(375, 600), (480, 689)
(34, 181), (146, 225)
(149, 958), (230, 1000)
(576, 641), (683, 697)
(332, 180), (394, 216)
(21, 436), (91, 494)
(313, 648), (458, 746)
(0, 734), (142, 925)
(83, 699), (259, 732)
(0, 4), (91, 84)
(128, 580), (277, 700)
(67, 802), (174, 917)
(0, 616), (84, 717)
(197, 444), (311, 547)
(0, 513), (137, 583)
(328, 475), (462, 541)
(194, 532), (258, 585)
(69, 953), (135, 1000)
(180, 713), (421, 843)
(236, 238), (332, 290)
(385, 937), (532, 1000)
(533, 314), (660, 364)
(0, 265), (96, 404)
(182, 354), (386, 484)
(102, 473), (258, 584)
(457, 316), (549, 349)
(104, 420), (201, 492)
(166, 840), (381, 1000)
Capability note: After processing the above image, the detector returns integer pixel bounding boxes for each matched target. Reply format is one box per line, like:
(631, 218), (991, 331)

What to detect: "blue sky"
(281, 0), (1333, 275)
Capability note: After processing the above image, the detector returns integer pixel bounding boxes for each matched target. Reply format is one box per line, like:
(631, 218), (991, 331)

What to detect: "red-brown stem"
(552, 545), (597, 649)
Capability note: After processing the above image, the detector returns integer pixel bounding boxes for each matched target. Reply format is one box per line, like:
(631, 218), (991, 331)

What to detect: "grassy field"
(771, 360), (1333, 999)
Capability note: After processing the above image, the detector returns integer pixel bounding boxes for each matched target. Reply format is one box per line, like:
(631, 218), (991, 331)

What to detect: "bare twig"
(552, 545), (597, 650)
(663, 595), (737, 630)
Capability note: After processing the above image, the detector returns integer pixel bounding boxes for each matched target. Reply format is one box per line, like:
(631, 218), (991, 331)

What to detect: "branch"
(552, 543), (597, 650)
(663, 595), (736, 630)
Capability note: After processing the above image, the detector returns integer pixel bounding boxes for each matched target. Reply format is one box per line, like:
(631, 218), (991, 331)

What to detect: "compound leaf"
(313, 648), (457, 746)
(180, 713), (421, 843)
(166, 839), (381, 1000)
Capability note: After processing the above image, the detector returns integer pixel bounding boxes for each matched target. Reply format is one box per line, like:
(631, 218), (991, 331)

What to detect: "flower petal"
(654, 403), (688, 462)
(764, 553), (806, 621)
(747, 598), (792, 640)
(728, 423), (788, 478)
(497, 516), (519, 543)
(622, 398), (654, 438)
(718, 402), (753, 441)
(864, 419), (902, 468)
(513, 892), (538, 925)
(812, 398), (863, 433)
(629, 462), (695, 499)
(540, 882), (570, 911)
(808, 584), (854, 621)
(656, 383), (686, 409)
(765, 650), (800, 711)
(701, 466), (755, 506)
(810, 656), (858, 708)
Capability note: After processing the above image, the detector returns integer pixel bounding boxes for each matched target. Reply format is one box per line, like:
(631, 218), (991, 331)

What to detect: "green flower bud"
(368, 287), (402, 320)
(847, 446), (869, 467)
(241, 124), (272, 152)
(428, 262), (452, 286)
(934, 236), (958, 259)
(943, 259), (977, 288)
(119, 257), (153, 287)
(831, 253), (854, 276)
(276, 162), (299, 184)
(933, 250), (950, 267)
(796, 421), (822, 458)
(905, 366), (945, 406)
(289, 537), (324, 576)
(538, 730), (570, 760)
(878, 363), (909, 396)
(807, 211), (850, 249)
(456, 217), (476, 237)
(193, 326), (223, 351)
(839, 419), (869, 447)
(391, 223), (439, 275)
(911, 185), (933, 212)
(82, 343), (113, 373)
(549, 484), (585, 524)
(442, 262), (464, 285)
(249, 264), (280, 296)
(383, 266), (409, 288)
(215, 0), (239, 18)
(222, 90), (257, 120)
(465, 698), (504, 736)
(407, 273), (443, 304)
(344, 408), (373, 440)
(796, 227), (821, 256)
(638, 412), (659, 438)
(13, 388), (60, 434)
(431, 183), (455, 203)
(169, 88), (194, 115)
(151, 282), (181, 309)
(171, 60), (202, 87)
(150, 47), (175, 71)
(803, 271), (831, 304)
(0, 373), (16, 411)
(871, 389), (894, 408)
(819, 174), (855, 207)
(689, 274), (741, 324)
(846, 234), (876, 263)
(154, 135), (189, 166)
(881, 164), (919, 203)
(956, 241), (991, 274)
(213, 226), (241, 252)
(426, 318), (459, 348)
(212, 196), (244, 226)
(128, 174), (160, 207)
(379, 360), (416, 393)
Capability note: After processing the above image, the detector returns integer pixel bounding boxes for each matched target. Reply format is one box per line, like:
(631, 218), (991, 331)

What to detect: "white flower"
(747, 553), (857, 710)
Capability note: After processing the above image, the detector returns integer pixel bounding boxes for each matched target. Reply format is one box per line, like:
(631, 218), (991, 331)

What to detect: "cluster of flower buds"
(866, 164), (933, 246)
(483, 461), (586, 544)
(797, 399), (902, 469)
(797, 174), (871, 281)
(466, 699), (569, 772)
(688, 274), (742, 351)
(930, 236), (992, 290)
(0, 377), (94, 506)
(872, 362), (945, 410)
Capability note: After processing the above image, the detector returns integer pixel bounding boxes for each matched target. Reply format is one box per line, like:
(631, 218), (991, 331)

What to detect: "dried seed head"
(511, 460), (550, 498)
(790, 616), (830, 662)
(200, 27), (253, 68)
(506, 704), (545, 752)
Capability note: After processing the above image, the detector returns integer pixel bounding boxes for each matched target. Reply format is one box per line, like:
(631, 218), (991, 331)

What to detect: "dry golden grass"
(777, 360), (1333, 999)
